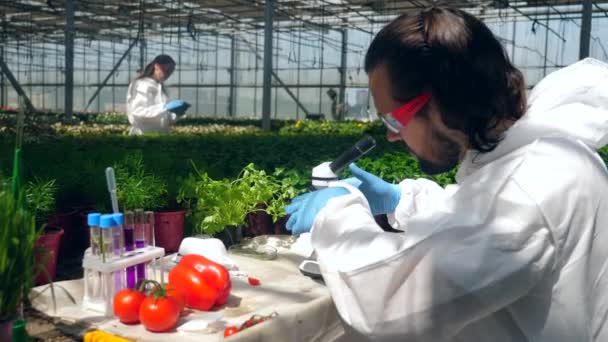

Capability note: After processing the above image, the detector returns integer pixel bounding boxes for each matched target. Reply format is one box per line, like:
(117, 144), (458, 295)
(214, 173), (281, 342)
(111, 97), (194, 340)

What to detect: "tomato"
(223, 326), (239, 337)
(113, 289), (145, 324)
(139, 295), (180, 332)
(247, 277), (260, 286)
(168, 263), (218, 311)
(179, 254), (231, 306)
(161, 284), (186, 313)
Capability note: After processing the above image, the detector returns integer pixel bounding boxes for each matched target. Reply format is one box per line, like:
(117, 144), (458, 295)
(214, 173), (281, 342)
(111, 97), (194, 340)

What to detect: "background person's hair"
(365, 7), (527, 152)
(137, 54), (176, 81)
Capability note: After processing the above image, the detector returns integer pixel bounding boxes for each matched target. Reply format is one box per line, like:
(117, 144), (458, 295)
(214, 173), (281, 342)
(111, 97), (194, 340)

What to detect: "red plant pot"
(47, 209), (78, 258)
(34, 226), (64, 286)
(154, 210), (186, 253)
(0, 319), (13, 341)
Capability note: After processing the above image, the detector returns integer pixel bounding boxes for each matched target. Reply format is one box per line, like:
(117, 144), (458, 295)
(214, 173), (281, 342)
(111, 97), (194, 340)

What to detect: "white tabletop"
(30, 240), (345, 342)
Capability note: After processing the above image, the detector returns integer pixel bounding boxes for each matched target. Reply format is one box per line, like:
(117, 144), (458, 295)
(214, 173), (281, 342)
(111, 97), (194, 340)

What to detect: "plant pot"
(273, 215), (290, 235)
(245, 203), (273, 237)
(11, 318), (28, 342)
(34, 226), (64, 286)
(48, 209), (80, 258)
(154, 210), (186, 253)
(0, 319), (12, 341)
(216, 225), (244, 248)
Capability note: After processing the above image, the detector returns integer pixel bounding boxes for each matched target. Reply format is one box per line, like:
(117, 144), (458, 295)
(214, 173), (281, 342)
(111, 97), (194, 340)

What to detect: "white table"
(30, 244), (345, 341)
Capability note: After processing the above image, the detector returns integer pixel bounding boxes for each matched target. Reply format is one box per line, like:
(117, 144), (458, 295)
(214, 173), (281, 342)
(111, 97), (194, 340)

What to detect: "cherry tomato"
(113, 289), (145, 324)
(139, 295), (180, 332)
(179, 254), (232, 306)
(164, 284), (186, 313)
(168, 263), (218, 311)
(247, 277), (261, 286)
(224, 326), (239, 337)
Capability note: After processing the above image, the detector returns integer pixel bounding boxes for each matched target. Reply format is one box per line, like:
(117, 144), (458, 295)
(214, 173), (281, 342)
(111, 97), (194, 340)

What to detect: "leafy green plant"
(178, 165), (250, 236)
(265, 168), (307, 222)
(114, 152), (168, 211)
(0, 186), (40, 320)
(178, 163), (308, 236)
(24, 178), (57, 225)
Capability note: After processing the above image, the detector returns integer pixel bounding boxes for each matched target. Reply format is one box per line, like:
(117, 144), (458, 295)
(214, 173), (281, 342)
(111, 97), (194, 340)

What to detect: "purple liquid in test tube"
(134, 209), (146, 281)
(124, 211), (136, 288)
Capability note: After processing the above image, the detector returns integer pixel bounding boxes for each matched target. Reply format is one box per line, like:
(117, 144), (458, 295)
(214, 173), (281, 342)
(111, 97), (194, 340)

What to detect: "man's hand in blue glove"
(285, 187), (350, 236)
(165, 99), (189, 116)
(349, 163), (401, 215)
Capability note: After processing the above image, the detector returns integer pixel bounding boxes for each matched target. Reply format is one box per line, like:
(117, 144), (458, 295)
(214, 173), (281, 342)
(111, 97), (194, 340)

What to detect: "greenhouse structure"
(2, 1), (608, 341)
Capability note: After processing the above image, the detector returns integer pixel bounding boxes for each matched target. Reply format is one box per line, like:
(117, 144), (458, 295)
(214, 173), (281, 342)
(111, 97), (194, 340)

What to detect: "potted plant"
(24, 177), (64, 285)
(178, 168), (249, 247)
(264, 168), (307, 234)
(0, 181), (40, 340)
(178, 163), (308, 246)
(114, 153), (186, 253)
(239, 165), (307, 236)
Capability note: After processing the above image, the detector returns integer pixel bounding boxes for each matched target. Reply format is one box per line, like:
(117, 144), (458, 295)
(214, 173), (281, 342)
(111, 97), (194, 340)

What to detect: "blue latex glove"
(164, 99), (188, 115)
(285, 187), (350, 236)
(349, 163), (401, 215)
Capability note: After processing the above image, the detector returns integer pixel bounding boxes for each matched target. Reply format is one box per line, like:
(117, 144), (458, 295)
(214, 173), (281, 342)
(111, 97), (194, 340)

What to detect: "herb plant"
(114, 152), (167, 211)
(0, 187), (39, 320)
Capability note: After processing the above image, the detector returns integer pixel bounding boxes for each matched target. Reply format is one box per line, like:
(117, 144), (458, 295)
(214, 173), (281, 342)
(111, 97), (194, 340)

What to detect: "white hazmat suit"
(126, 77), (176, 135)
(312, 58), (608, 341)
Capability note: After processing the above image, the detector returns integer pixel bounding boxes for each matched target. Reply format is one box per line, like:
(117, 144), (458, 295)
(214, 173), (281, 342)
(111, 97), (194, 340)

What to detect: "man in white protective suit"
(285, 6), (608, 342)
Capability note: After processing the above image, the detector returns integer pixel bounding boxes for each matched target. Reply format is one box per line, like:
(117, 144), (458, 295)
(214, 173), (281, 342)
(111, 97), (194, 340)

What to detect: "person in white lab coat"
(285, 6), (608, 342)
(126, 54), (189, 135)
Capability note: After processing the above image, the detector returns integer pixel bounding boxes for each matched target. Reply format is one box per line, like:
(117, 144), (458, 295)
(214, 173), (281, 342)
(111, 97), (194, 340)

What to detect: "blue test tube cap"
(99, 214), (114, 228)
(112, 213), (124, 225)
(87, 213), (101, 226)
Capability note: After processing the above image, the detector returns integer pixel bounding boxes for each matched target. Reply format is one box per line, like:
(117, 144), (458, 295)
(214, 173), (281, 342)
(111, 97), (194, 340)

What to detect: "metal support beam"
(579, 0), (592, 59)
(0, 54), (35, 112)
(0, 45), (4, 108)
(65, 0), (75, 117)
(85, 38), (139, 111)
(262, 0), (275, 131)
(338, 28), (348, 121)
(139, 39), (146, 72)
(228, 34), (237, 117)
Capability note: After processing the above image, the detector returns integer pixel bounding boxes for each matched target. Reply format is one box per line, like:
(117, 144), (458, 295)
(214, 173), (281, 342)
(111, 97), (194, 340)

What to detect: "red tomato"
(164, 284), (186, 312)
(179, 254), (231, 306)
(223, 326), (239, 337)
(139, 295), (180, 332)
(168, 263), (218, 311)
(113, 289), (145, 324)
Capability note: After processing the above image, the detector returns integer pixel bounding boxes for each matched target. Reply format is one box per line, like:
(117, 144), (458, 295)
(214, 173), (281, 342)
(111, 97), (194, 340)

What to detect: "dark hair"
(137, 54), (176, 80)
(365, 7), (526, 152)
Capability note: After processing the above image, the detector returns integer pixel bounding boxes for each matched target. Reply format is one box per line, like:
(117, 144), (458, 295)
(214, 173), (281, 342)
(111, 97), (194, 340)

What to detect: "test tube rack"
(81, 246), (165, 316)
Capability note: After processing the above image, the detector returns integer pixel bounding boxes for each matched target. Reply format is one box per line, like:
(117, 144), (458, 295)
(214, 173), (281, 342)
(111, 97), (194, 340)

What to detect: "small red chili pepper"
(248, 277), (261, 286)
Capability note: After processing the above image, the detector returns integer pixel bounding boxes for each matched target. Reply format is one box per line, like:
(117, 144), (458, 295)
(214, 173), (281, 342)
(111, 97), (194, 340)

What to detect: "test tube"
(123, 211), (136, 288)
(112, 213), (125, 292)
(98, 215), (114, 263)
(86, 213), (102, 300)
(87, 213), (101, 255)
(134, 209), (146, 281)
(144, 211), (155, 248)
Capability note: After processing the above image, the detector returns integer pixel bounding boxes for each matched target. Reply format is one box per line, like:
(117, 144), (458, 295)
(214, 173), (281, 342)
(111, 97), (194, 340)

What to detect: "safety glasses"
(377, 92), (431, 133)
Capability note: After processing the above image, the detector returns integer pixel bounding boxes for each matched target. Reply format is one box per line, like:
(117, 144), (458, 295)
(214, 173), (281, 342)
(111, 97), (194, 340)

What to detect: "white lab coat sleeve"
(388, 178), (454, 230)
(310, 178), (556, 341)
(127, 80), (169, 119)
